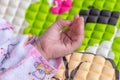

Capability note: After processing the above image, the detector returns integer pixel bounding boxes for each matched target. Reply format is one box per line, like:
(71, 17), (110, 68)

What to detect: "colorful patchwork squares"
(80, 6), (120, 25)
(0, 0), (37, 35)
(23, 0), (120, 70)
(51, 52), (119, 80)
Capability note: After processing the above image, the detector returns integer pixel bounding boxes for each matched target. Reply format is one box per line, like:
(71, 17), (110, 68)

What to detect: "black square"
(111, 12), (120, 18)
(80, 10), (90, 16)
(108, 17), (118, 25)
(98, 16), (109, 24)
(87, 16), (98, 23)
(101, 10), (111, 17)
(90, 8), (100, 16)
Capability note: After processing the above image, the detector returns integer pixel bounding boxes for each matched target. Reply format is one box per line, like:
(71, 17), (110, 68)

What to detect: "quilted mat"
(51, 52), (119, 80)
(23, 0), (120, 70)
(0, 0), (38, 35)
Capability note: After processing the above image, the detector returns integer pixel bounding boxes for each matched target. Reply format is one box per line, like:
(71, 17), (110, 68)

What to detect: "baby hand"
(33, 14), (84, 60)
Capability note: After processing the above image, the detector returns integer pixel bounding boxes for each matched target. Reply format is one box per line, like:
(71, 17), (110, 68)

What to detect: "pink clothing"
(0, 18), (62, 80)
(50, 0), (72, 14)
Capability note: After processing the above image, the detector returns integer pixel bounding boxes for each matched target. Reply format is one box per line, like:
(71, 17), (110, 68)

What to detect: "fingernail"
(76, 14), (79, 18)
(79, 16), (84, 21)
(75, 14), (79, 20)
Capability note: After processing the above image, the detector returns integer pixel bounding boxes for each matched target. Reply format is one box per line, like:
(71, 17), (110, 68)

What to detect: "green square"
(114, 52), (119, 66)
(23, 26), (32, 34)
(102, 32), (113, 40)
(115, 37), (120, 43)
(92, 31), (103, 39)
(94, 0), (105, 10)
(76, 45), (86, 51)
(107, 0), (116, 2)
(36, 12), (47, 20)
(74, 0), (84, 7)
(95, 24), (106, 32)
(116, 45), (120, 52)
(47, 13), (57, 22)
(82, 0), (94, 10)
(112, 37), (120, 69)
(88, 38), (101, 45)
(117, 60), (120, 70)
(67, 15), (74, 20)
(116, 18), (120, 28)
(103, 1), (115, 11)
(40, 4), (50, 13)
(40, 29), (46, 35)
(44, 21), (52, 29)
(33, 20), (44, 28)
(113, 39), (120, 52)
(29, 3), (40, 11)
(85, 30), (92, 38)
(57, 13), (68, 19)
(85, 23), (96, 30)
(106, 25), (115, 34)
(25, 18), (34, 25)
(26, 11), (36, 20)
(30, 28), (41, 36)
(42, 0), (48, 3)
(69, 7), (80, 15)
(82, 38), (90, 45)
(114, 2), (120, 11)
(113, 44), (120, 52)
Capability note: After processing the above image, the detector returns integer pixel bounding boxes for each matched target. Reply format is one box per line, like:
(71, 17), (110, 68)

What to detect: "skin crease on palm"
(33, 14), (84, 60)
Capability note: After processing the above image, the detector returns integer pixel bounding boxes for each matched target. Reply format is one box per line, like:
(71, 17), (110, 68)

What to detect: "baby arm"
(0, 14), (84, 80)
(0, 18), (62, 80)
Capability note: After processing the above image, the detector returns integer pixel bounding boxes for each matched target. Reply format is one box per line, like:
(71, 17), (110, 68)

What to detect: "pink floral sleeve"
(0, 18), (62, 80)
